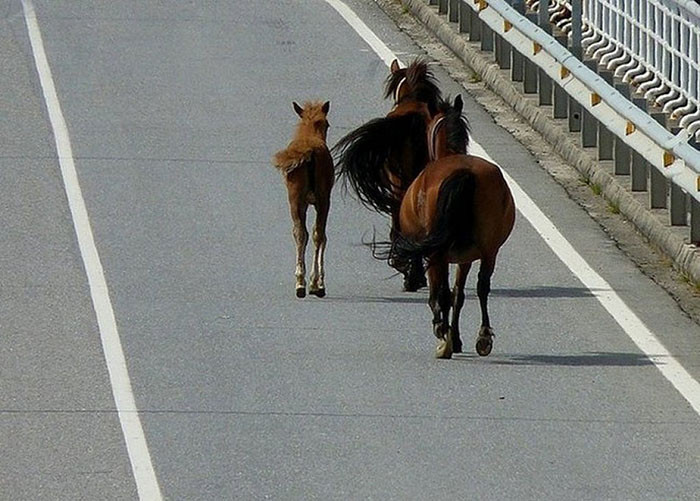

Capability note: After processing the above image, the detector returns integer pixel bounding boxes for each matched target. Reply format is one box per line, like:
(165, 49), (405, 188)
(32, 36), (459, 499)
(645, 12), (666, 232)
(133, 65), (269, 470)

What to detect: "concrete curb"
(401, 0), (700, 285)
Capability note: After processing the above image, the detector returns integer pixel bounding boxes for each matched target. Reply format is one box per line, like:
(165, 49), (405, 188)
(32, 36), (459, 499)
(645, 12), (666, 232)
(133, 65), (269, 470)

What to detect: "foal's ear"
(321, 101), (330, 115)
(293, 102), (304, 117)
(454, 94), (464, 113)
(390, 59), (401, 73)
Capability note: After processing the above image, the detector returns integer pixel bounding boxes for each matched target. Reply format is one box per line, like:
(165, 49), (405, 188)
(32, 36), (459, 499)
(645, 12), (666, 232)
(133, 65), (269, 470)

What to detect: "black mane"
(436, 97), (470, 155)
(384, 59), (442, 115)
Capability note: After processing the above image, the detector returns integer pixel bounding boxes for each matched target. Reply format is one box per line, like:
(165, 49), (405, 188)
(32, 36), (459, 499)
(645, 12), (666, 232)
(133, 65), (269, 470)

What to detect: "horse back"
(400, 155), (514, 259)
(283, 146), (333, 206)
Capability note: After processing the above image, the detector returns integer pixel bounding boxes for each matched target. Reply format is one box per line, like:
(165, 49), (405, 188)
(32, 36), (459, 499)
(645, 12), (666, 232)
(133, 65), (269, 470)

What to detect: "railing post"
(691, 136), (700, 242)
(691, 199), (700, 244)
(649, 112), (668, 209)
(552, 33), (568, 118)
(613, 82), (631, 175)
(581, 60), (598, 147)
(537, 0), (552, 106)
(481, 22), (494, 52)
(449, 0), (459, 22)
(568, 0), (583, 131)
(597, 69), (614, 160)
(523, 12), (539, 94)
(469, 0), (481, 41)
(670, 184), (687, 226)
(570, 0), (582, 60)
(458, 0), (471, 34)
(511, 0), (525, 82)
(631, 96), (649, 192)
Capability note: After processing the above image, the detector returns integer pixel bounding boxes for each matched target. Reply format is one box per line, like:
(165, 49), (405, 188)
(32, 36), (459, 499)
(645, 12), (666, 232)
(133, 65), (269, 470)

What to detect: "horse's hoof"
(403, 276), (426, 292)
(452, 337), (463, 354)
(403, 281), (418, 292)
(296, 287), (306, 298)
(475, 336), (492, 356)
(435, 333), (453, 359)
(309, 287), (326, 298)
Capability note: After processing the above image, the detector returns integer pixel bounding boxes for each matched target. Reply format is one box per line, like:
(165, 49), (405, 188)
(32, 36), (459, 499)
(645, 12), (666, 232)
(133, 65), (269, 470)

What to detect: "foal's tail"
(390, 170), (475, 270)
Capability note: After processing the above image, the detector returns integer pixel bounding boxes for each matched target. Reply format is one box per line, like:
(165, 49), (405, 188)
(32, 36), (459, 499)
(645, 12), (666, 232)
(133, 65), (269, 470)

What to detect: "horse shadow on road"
(327, 285), (597, 305)
(456, 351), (656, 367)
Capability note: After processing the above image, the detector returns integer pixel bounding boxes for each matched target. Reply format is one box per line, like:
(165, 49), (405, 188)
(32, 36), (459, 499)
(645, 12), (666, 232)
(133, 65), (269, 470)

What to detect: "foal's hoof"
(435, 331), (453, 359)
(309, 287), (326, 298)
(296, 287), (306, 298)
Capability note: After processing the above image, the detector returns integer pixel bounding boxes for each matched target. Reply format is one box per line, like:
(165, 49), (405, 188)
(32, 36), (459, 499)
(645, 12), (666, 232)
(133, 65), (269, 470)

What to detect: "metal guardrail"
(545, 0), (700, 139)
(428, 0), (700, 241)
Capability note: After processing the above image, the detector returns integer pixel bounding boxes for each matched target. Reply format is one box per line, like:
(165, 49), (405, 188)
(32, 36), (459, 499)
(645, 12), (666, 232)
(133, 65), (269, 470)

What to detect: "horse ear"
(322, 101), (330, 115)
(454, 94), (463, 113)
(293, 102), (304, 117)
(390, 59), (400, 73)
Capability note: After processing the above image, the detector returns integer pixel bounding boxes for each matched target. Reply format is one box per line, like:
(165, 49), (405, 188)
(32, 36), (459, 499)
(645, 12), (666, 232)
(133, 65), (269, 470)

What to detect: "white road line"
(21, 1), (164, 498)
(325, 0), (700, 416)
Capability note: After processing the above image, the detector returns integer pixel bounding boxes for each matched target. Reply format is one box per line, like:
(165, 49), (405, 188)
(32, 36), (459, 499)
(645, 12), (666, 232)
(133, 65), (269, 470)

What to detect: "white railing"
(545, 0), (700, 139)
(418, 0), (700, 244)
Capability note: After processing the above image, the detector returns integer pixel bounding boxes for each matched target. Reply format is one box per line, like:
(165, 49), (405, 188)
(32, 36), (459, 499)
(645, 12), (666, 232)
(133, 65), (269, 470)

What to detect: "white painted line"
(469, 142), (700, 417)
(326, 0), (700, 416)
(20, 1), (164, 498)
(324, 0), (402, 67)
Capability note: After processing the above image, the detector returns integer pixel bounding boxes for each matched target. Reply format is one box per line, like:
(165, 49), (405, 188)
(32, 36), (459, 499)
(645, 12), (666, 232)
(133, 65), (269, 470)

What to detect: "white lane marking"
(325, 0), (700, 417)
(21, 1), (164, 498)
(324, 0), (402, 67)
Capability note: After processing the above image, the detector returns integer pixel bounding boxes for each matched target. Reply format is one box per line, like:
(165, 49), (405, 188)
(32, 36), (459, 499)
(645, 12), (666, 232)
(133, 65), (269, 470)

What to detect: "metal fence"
(546, 0), (700, 139)
(428, 0), (700, 242)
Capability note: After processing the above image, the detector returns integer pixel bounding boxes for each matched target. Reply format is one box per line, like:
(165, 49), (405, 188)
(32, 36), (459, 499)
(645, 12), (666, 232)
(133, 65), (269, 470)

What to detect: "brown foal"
(273, 101), (334, 298)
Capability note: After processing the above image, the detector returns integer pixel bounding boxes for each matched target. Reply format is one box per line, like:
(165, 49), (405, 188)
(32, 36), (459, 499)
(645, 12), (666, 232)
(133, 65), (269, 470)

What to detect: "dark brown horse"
(273, 101), (334, 298)
(334, 59), (442, 291)
(391, 95), (515, 359)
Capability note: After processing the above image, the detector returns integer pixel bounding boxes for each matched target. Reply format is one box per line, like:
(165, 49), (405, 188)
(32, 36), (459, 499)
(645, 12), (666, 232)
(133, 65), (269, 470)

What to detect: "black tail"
(332, 112), (428, 215)
(389, 170), (475, 270)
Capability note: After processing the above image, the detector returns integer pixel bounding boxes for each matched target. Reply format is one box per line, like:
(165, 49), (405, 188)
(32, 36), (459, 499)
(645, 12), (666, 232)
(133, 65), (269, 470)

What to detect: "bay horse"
(273, 101), (334, 298)
(334, 59), (442, 291)
(390, 95), (515, 359)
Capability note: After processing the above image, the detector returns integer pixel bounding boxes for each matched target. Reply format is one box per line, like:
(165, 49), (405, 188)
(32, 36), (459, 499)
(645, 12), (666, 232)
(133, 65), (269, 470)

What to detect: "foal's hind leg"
(450, 263), (471, 354)
(309, 202), (329, 298)
(290, 201), (309, 298)
(428, 262), (452, 359)
(475, 256), (496, 356)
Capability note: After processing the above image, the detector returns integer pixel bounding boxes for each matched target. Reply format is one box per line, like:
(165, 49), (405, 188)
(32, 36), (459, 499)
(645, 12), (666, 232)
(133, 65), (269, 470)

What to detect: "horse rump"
(391, 169), (475, 269)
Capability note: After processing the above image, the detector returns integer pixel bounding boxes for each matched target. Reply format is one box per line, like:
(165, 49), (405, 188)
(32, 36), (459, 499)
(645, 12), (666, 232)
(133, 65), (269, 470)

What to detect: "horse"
(273, 101), (334, 298)
(390, 95), (515, 359)
(334, 59), (442, 292)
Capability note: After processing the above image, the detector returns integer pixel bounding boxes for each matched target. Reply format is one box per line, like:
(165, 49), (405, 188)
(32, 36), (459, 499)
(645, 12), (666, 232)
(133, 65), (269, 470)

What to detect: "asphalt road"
(1, 0), (700, 499)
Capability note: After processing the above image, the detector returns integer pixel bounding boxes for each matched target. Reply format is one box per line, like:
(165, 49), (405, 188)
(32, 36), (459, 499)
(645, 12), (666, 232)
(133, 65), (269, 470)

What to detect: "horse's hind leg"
(475, 256), (495, 356)
(405, 257), (427, 292)
(309, 202), (328, 297)
(450, 263), (471, 354)
(290, 200), (309, 298)
(428, 262), (452, 359)
(391, 213), (426, 292)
